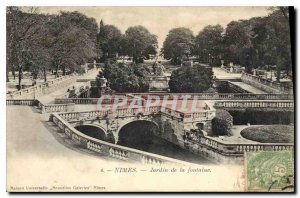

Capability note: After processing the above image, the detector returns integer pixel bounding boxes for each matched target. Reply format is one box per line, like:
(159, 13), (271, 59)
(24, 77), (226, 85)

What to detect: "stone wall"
(7, 75), (76, 99)
(50, 113), (189, 165)
(148, 76), (170, 92)
(241, 73), (292, 94)
(156, 115), (185, 146)
(184, 141), (243, 164)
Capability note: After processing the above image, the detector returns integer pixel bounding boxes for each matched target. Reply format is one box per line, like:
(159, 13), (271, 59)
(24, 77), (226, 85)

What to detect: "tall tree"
(223, 20), (254, 67)
(169, 65), (213, 93)
(97, 21), (123, 62)
(122, 26), (158, 64)
(266, 7), (292, 81)
(47, 11), (97, 77)
(194, 25), (224, 66)
(103, 62), (150, 92)
(26, 14), (52, 82)
(6, 7), (43, 89)
(162, 27), (194, 65)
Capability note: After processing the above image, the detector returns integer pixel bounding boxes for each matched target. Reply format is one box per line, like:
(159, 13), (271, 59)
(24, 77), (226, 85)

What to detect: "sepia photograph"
(5, 4), (295, 192)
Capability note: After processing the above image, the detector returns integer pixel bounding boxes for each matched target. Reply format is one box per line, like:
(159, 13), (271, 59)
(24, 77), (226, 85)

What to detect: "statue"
(221, 60), (224, 68)
(154, 61), (165, 76)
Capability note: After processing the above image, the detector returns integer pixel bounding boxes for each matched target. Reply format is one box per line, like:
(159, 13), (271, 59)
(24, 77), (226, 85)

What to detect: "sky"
(36, 6), (271, 49)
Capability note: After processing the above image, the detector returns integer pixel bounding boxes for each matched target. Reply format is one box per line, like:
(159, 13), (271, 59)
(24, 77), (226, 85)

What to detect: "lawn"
(240, 125), (294, 143)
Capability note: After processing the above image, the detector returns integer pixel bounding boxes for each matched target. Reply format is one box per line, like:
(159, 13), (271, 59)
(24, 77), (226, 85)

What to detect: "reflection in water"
(216, 81), (246, 93)
(118, 121), (212, 164)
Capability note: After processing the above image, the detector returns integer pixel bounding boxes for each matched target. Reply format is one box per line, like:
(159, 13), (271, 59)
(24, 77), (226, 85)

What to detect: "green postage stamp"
(245, 150), (294, 192)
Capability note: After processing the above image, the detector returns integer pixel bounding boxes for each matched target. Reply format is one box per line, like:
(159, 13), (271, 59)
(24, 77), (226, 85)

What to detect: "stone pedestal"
(148, 76), (170, 92)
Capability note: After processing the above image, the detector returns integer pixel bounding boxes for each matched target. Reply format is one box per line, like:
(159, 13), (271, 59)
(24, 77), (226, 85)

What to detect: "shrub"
(168, 65), (213, 93)
(228, 109), (294, 125)
(211, 109), (233, 136)
(103, 62), (150, 93)
(75, 67), (86, 75)
(241, 125), (293, 143)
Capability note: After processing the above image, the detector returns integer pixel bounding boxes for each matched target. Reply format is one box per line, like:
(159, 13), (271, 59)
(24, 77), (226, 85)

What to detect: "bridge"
(52, 102), (216, 144)
(47, 99), (293, 163)
(6, 67), (295, 164)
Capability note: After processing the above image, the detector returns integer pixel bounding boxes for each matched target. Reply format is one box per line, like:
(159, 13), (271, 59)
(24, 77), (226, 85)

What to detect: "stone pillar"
(204, 120), (212, 136)
(66, 103), (75, 112)
(93, 60), (96, 68)
(42, 105), (46, 114)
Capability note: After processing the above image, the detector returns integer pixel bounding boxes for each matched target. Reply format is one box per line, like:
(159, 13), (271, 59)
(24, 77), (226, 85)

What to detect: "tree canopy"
(7, 6), (293, 89)
(97, 23), (158, 63)
(7, 7), (45, 87)
(122, 25), (158, 63)
(194, 25), (224, 66)
(48, 11), (97, 76)
(192, 7), (292, 80)
(103, 61), (151, 93)
(162, 7), (292, 81)
(98, 20), (123, 62)
(162, 27), (195, 64)
(6, 7), (98, 89)
(168, 65), (213, 93)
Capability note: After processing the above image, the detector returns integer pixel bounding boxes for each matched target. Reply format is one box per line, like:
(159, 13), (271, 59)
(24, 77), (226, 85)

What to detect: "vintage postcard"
(6, 6), (295, 192)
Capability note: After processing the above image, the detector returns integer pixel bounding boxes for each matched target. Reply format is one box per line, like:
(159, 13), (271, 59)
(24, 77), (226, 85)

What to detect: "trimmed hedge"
(212, 109), (233, 136)
(241, 125), (293, 143)
(228, 109), (294, 125)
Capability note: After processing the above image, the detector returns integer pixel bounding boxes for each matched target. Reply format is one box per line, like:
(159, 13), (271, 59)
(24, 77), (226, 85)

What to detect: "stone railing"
(7, 75), (76, 99)
(6, 99), (75, 114)
(214, 100), (294, 109)
(116, 106), (161, 117)
(53, 93), (293, 107)
(55, 98), (99, 104)
(183, 111), (216, 122)
(186, 135), (294, 156)
(58, 110), (110, 122)
(40, 103), (75, 114)
(49, 113), (189, 165)
(54, 96), (138, 105)
(6, 99), (38, 106)
(241, 73), (293, 94)
(58, 106), (161, 122)
(160, 107), (183, 119)
(124, 93), (293, 100)
(57, 104), (214, 124)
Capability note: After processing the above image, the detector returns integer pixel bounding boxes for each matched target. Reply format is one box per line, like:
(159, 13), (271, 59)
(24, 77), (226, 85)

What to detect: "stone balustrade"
(6, 99), (38, 106)
(7, 75), (76, 99)
(41, 103), (75, 113)
(58, 110), (112, 121)
(160, 107), (182, 118)
(187, 136), (294, 156)
(49, 113), (189, 165)
(58, 112), (81, 121)
(57, 105), (213, 123)
(214, 100), (294, 109)
(55, 98), (99, 104)
(123, 93), (293, 100)
(53, 94), (293, 105)
(6, 99), (75, 114)
(241, 73), (293, 94)
(184, 110), (215, 121)
(55, 97), (137, 105)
